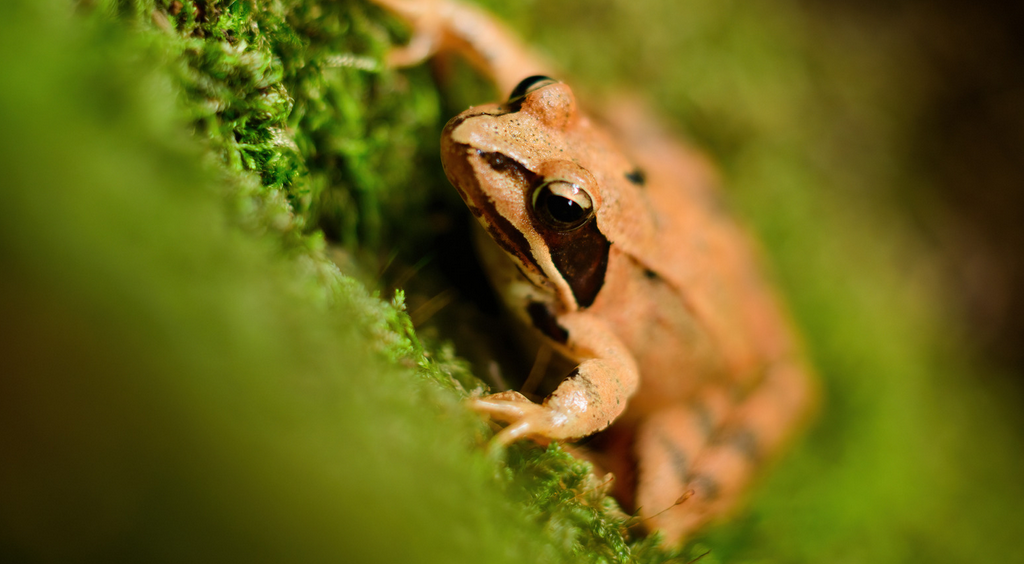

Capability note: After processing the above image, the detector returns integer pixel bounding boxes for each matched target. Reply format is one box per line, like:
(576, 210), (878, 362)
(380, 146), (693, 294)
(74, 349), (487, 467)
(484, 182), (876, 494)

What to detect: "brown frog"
(373, 0), (817, 545)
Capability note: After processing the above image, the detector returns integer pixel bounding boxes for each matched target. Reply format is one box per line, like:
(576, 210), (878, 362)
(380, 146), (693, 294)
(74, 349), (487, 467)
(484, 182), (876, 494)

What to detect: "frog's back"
(593, 102), (800, 406)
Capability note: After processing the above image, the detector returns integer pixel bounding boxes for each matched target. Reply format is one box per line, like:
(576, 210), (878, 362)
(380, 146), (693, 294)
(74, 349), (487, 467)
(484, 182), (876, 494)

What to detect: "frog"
(371, 0), (817, 545)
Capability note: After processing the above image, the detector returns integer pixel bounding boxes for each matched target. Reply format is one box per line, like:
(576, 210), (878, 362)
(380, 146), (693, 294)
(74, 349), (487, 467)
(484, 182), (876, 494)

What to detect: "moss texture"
(1, 0), (1022, 563)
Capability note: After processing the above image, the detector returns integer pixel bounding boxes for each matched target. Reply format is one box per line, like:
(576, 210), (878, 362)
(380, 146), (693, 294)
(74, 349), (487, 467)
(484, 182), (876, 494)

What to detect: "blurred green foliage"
(1, 0), (1022, 563)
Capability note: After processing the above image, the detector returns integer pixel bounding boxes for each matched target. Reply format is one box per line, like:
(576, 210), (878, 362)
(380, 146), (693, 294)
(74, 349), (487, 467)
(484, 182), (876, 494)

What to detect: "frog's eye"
(508, 75), (559, 105)
(531, 180), (595, 232)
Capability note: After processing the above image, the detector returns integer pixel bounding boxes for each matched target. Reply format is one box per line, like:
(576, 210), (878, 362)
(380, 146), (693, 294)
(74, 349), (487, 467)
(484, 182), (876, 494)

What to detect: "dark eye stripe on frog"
(477, 150), (610, 309)
(452, 149), (543, 275)
(541, 218), (609, 308)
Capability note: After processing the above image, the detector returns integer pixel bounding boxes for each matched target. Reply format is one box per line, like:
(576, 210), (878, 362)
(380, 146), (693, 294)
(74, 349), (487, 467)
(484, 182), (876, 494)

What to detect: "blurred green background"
(1, 0), (1021, 562)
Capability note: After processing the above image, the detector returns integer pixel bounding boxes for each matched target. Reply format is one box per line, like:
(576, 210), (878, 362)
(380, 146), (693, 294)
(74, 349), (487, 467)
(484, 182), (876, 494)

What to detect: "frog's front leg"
(472, 311), (639, 444)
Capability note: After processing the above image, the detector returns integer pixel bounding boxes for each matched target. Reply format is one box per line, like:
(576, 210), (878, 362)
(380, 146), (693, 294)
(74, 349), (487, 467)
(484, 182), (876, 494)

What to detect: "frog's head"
(439, 76), (617, 310)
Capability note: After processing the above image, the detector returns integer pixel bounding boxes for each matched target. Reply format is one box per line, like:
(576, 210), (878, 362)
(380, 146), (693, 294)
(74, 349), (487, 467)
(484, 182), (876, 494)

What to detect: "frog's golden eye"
(531, 180), (595, 232)
(507, 75), (559, 107)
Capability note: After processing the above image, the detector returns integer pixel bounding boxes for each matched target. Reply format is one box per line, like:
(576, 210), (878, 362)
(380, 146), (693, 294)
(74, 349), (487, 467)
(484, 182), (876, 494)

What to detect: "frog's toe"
(490, 409), (558, 445)
(479, 390), (533, 404)
(492, 417), (537, 444)
(469, 396), (531, 422)
(469, 395), (561, 444)
(470, 390), (533, 419)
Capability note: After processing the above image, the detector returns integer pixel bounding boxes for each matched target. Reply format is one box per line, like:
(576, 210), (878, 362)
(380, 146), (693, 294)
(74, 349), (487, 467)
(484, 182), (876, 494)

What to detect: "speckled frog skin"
(374, 0), (817, 545)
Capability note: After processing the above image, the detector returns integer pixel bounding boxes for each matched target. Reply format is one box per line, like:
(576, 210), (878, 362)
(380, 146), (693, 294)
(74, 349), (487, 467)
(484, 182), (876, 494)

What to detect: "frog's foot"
(634, 362), (816, 546)
(371, 0), (445, 68)
(470, 390), (560, 445)
(472, 355), (637, 446)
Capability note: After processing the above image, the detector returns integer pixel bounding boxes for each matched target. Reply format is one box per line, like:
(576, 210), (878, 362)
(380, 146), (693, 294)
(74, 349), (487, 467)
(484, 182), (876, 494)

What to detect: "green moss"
(0, 0), (645, 562)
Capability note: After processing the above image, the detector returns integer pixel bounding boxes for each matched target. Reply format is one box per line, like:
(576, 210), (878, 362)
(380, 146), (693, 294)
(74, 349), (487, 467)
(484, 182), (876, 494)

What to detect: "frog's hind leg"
(371, 0), (555, 95)
(634, 362), (815, 546)
(632, 390), (732, 541)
